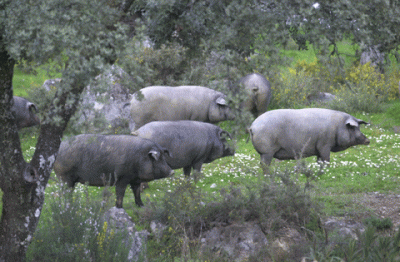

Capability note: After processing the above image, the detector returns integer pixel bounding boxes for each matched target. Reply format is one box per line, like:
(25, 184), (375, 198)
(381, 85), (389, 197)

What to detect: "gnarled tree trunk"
(0, 50), (86, 261)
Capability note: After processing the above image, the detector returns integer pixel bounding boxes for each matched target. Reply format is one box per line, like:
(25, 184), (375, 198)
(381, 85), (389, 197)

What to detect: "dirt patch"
(354, 192), (400, 229)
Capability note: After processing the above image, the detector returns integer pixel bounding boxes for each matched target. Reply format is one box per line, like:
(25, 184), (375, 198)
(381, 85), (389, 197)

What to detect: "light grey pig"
(248, 108), (370, 165)
(237, 73), (272, 117)
(129, 85), (235, 130)
(53, 134), (174, 208)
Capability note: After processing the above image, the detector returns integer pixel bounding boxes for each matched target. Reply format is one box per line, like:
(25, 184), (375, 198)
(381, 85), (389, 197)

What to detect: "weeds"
(26, 183), (131, 262)
(136, 161), (322, 261)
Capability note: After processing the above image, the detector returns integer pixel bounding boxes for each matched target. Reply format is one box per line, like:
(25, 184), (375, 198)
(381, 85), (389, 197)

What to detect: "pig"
(248, 108), (370, 166)
(129, 85), (235, 130)
(53, 134), (174, 208)
(237, 73), (272, 117)
(11, 96), (40, 129)
(132, 120), (235, 176)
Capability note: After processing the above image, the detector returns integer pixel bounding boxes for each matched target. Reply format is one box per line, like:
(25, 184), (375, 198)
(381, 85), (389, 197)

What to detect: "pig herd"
(15, 73), (371, 209)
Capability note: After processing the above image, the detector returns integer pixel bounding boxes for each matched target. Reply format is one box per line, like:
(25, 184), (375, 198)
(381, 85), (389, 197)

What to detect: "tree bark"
(0, 48), (86, 261)
(0, 1), (135, 259)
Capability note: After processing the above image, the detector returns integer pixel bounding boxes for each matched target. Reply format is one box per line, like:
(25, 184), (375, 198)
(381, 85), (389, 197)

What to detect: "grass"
(31, 119), (398, 220)
(8, 99), (400, 220)
(281, 39), (360, 67)
(3, 43), (400, 260)
(13, 64), (62, 97)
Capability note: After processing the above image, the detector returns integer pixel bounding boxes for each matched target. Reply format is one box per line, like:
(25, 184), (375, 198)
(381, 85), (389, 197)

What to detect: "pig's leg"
(130, 182), (144, 207)
(316, 145), (331, 163)
(183, 166), (192, 177)
(115, 181), (128, 208)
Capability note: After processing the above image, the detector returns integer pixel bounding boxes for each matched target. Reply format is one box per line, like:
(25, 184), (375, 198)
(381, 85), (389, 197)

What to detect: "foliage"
(8, 107), (400, 261)
(345, 62), (399, 101)
(120, 36), (189, 87)
(289, 1), (400, 66)
(293, 58), (346, 90)
(270, 68), (316, 109)
(140, 0), (284, 58)
(275, 58), (399, 113)
(26, 183), (131, 262)
(134, 162), (322, 261)
(305, 226), (400, 261)
(327, 62), (398, 113)
(386, 101), (400, 125)
(363, 216), (393, 231)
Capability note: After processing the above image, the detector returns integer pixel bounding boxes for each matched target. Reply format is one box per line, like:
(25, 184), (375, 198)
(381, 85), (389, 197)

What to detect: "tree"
(0, 0), (130, 260)
(1, 0), (400, 260)
(287, 0), (400, 69)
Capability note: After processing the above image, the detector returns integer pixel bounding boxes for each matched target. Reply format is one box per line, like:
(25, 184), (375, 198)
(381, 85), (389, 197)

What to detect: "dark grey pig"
(130, 85), (235, 130)
(132, 120), (235, 176)
(248, 108), (370, 165)
(53, 134), (174, 207)
(11, 96), (40, 129)
(237, 73), (272, 117)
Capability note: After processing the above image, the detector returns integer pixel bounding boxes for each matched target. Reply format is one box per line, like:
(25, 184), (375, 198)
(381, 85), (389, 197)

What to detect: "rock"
(394, 126), (400, 134)
(102, 207), (150, 262)
(323, 217), (365, 240)
(78, 65), (135, 133)
(360, 45), (384, 67)
(150, 221), (167, 242)
(307, 92), (336, 104)
(200, 222), (268, 261)
(42, 78), (61, 92)
(269, 227), (303, 260)
(43, 66), (135, 134)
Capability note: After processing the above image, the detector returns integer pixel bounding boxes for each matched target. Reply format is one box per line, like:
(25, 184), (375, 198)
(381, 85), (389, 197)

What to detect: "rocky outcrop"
(102, 207), (150, 262)
(307, 92), (336, 104)
(42, 66), (135, 134)
(199, 222), (269, 261)
(360, 45), (384, 67)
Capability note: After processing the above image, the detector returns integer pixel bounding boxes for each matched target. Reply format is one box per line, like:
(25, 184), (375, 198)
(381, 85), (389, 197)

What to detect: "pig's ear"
(149, 150), (160, 160)
(27, 102), (37, 113)
(345, 118), (359, 127)
(357, 119), (369, 125)
(219, 130), (232, 140)
(163, 149), (172, 158)
(216, 97), (227, 106)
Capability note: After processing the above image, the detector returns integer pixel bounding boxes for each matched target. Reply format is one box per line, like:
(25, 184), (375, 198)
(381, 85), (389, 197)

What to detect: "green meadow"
(5, 41), (400, 260)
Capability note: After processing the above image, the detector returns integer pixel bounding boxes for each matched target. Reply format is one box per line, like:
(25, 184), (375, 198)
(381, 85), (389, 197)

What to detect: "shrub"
(386, 101), (400, 125)
(280, 59), (399, 113)
(120, 39), (189, 87)
(136, 162), (322, 261)
(326, 62), (399, 113)
(306, 226), (400, 261)
(363, 216), (393, 231)
(270, 68), (316, 109)
(345, 62), (399, 101)
(327, 82), (387, 113)
(294, 58), (345, 90)
(26, 183), (131, 262)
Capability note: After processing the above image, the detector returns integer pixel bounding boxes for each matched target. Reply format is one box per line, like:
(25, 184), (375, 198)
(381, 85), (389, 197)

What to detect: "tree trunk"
(0, 49), (86, 261)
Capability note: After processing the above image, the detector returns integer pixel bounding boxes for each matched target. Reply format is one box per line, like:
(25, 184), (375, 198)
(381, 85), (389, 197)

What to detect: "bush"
(270, 68), (316, 109)
(136, 162), (322, 261)
(306, 226), (400, 261)
(326, 62), (399, 113)
(386, 101), (400, 125)
(363, 216), (393, 230)
(120, 38), (189, 88)
(26, 183), (131, 262)
(327, 83), (387, 113)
